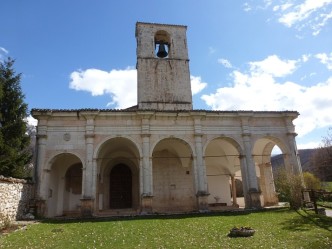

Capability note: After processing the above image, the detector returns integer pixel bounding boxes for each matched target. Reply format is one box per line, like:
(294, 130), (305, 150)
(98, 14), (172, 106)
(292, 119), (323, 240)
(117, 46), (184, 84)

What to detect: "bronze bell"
(157, 43), (168, 58)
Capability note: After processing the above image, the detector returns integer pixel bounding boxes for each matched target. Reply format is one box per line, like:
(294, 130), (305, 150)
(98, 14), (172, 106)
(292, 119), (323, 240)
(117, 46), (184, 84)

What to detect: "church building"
(31, 22), (303, 217)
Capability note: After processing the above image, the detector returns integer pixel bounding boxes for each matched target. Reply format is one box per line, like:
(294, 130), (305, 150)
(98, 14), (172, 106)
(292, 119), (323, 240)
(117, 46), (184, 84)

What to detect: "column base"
(196, 191), (210, 212)
(264, 194), (279, 206)
(248, 189), (262, 209)
(80, 198), (94, 217)
(35, 199), (47, 218)
(141, 194), (153, 214)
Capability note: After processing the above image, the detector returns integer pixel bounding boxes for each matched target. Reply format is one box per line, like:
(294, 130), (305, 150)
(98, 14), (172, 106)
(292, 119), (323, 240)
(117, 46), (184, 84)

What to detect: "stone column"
(80, 134), (95, 216)
(80, 114), (96, 217)
(242, 133), (261, 209)
(83, 134), (94, 198)
(239, 155), (249, 207)
(91, 159), (97, 204)
(35, 133), (48, 217)
(283, 115), (303, 175)
(231, 175), (238, 207)
(284, 117), (308, 202)
(259, 163), (278, 206)
(194, 133), (209, 211)
(286, 132), (303, 175)
(141, 134), (153, 213)
(36, 134), (47, 198)
(140, 115), (153, 214)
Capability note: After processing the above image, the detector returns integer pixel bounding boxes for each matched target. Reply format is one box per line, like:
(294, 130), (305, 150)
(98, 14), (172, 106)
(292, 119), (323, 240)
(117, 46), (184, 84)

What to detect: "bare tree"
(312, 127), (332, 182)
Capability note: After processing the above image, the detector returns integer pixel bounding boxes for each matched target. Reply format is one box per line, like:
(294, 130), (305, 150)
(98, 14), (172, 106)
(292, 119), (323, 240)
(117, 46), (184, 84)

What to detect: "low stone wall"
(0, 175), (34, 226)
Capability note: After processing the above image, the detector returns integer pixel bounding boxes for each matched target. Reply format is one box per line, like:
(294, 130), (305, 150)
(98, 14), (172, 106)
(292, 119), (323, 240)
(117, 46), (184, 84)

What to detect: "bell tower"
(136, 22), (193, 110)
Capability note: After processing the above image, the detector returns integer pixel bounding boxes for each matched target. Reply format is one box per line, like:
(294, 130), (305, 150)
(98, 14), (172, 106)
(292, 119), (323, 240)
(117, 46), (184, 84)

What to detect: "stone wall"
(0, 175), (34, 226)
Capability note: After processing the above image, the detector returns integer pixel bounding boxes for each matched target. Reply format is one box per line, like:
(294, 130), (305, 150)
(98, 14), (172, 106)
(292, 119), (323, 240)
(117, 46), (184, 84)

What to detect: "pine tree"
(0, 58), (31, 178)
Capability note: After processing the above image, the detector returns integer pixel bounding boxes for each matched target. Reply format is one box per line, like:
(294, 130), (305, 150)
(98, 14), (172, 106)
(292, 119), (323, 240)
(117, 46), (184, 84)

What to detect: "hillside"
(271, 149), (317, 172)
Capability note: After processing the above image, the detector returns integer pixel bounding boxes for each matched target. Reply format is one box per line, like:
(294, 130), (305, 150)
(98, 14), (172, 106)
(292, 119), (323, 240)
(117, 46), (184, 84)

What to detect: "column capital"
(242, 132), (251, 137)
(85, 134), (95, 139)
(194, 133), (203, 137)
(287, 132), (298, 137)
(239, 154), (246, 159)
(196, 190), (210, 197)
(37, 134), (47, 139)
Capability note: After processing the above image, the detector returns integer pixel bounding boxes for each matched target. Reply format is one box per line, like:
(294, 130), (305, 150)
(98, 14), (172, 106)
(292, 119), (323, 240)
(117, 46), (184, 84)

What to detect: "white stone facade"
(31, 22), (303, 217)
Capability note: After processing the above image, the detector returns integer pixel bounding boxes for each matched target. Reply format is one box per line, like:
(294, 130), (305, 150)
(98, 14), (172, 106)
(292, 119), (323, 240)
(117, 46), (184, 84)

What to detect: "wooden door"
(109, 164), (132, 209)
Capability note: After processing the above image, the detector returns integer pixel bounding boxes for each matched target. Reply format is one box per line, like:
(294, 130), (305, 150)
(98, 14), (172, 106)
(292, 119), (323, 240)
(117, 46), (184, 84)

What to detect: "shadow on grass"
(39, 207), (289, 225)
(279, 209), (332, 232)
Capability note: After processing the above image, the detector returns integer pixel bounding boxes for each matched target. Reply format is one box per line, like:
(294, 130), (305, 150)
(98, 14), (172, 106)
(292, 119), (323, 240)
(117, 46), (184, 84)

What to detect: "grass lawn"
(1, 208), (331, 249)
(318, 201), (332, 209)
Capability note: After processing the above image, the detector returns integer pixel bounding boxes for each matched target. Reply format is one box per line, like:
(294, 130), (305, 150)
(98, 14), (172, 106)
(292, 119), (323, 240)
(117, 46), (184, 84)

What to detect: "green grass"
(1, 209), (331, 249)
(322, 182), (332, 191)
(318, 201), (332, 208)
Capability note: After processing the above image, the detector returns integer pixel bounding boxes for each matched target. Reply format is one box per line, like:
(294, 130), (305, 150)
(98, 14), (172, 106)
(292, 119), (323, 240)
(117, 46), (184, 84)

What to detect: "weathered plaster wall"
(152, 150), (196, 212)
(0, 176), (34, 225)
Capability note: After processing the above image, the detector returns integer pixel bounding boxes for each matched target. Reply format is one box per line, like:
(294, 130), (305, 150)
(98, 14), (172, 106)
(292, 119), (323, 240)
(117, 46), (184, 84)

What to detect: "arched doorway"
(252, 136), (288, 207)
(64, 163), (83, 214)
(109, 164), (132, 209)
(97, 137), (140, 211)
(204, 137), (241, 208)
(47, 153), (83, 217)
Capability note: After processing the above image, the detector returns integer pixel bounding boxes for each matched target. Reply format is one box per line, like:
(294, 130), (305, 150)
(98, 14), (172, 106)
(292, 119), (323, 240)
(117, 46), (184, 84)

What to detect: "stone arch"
(203, 135), (244, 156)
(46, 153), (83, 217)
(151, 137), (196, 212)
(252, 135), (288, 206)
(96, 137), (140, 212)
(46, 151), (85, 171)
(204, 136), (242, 207)
(94, 135), (142, 160)
(150, 135), (196, 158)
(252, 136), (288, 164)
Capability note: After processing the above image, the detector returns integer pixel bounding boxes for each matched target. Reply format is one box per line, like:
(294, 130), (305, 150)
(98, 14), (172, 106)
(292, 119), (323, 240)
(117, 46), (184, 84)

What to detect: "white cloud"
(281, 3), (293, 11)
(26, 115), (38, 126)
(247, 0), (332, 35)
(0, 47), (9, 54)
(312, 11), (332, 35)
(297, 141), (321, 149)
(70, 68), (207, 109)
(243, 2), (252, 12)
(201, 55), (332, 138)
(0, 47), (9, 61)
(208, 47), (216, 54)
(218, 58), (233, 69)
(302, 54), (311, 62)
(70, 68), (137, 109)
(278, 0), (332, 26)
(248, 55), (298, 77)
(190, 76), (208, 95)
(315, 52), (332, 70)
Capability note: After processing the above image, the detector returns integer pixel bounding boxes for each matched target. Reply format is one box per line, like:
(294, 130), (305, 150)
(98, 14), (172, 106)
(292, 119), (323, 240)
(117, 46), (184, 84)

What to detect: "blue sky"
(1, 0), (332, 150)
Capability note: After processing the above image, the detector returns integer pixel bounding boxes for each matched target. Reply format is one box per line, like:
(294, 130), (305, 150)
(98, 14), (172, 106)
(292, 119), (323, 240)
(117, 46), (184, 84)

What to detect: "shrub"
(274, 168), (303, 209)
(303, 172), (321, 190)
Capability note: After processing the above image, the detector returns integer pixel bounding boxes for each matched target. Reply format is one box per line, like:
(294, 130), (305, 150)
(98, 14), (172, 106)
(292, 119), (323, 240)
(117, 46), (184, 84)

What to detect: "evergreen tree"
(0, 58), (31, 178)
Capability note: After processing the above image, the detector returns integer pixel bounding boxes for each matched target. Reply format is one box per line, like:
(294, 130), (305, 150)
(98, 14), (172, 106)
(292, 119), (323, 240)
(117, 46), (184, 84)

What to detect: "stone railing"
(0, 175), (34, 226)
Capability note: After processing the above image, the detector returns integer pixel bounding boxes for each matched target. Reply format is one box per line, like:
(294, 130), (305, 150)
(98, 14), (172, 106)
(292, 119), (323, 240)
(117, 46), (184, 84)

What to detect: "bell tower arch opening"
(154, 30), (170, 58)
